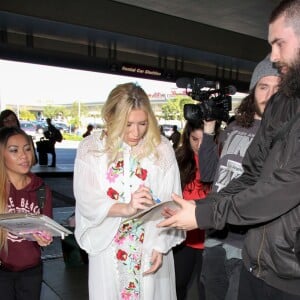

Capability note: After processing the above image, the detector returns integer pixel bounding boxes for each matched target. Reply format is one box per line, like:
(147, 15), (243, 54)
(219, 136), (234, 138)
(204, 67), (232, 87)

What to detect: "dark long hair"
(234, 89), (256, 128)
(0, 109), (20, 128)
(175, 120), (204, 189)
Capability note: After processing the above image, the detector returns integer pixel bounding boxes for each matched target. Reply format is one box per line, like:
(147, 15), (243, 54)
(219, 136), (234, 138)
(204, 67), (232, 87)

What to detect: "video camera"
(176, 77), (236, 122)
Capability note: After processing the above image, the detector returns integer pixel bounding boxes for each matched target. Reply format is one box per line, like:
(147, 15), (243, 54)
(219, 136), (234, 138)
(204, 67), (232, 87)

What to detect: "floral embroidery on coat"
(106, 152), (148, 299)
(106, 158), (147, 202)
(106, 158), (124, 183)
(115, 220), (144, 299)
(135, 162), (148, 180)
(107, 187), (119, 200)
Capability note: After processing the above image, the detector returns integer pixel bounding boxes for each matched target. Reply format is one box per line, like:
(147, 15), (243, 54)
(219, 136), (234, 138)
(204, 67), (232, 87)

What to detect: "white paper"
(122, 200), (179, 223)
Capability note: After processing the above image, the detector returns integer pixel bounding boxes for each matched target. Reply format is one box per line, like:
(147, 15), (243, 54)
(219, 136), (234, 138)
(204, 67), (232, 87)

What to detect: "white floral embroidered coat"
(74, 133), (185, 300)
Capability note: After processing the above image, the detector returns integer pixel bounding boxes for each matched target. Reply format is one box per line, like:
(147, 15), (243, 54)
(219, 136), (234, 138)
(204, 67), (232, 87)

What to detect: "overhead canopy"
(0, 0), (280, 92)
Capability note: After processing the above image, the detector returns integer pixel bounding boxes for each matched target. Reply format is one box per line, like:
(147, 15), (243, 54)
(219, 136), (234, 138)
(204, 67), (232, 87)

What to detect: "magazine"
(122, 200), (179, 224)
(0, 213), (73, 240)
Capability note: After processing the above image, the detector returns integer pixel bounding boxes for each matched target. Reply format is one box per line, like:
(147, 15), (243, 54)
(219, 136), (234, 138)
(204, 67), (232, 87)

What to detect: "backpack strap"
(36, 183), (46, 213)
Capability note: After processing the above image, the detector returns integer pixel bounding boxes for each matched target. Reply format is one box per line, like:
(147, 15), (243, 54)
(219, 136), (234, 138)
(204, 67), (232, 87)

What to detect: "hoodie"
(0, 172), (52, 271)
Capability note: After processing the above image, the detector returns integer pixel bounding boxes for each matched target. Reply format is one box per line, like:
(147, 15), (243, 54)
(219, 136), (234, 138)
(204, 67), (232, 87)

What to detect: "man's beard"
(278, 49), (300, 98)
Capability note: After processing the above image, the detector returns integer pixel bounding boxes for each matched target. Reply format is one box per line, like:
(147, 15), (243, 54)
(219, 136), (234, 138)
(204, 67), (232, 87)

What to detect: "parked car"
(20, 121), (37, 140)
(54, 122), (69, 133)
(33, 120), (48, 134)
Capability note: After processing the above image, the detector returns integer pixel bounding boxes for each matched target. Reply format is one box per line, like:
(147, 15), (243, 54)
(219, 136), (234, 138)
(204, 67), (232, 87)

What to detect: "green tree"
(161, 96), (195, 121)
(68, 101), (88, 129)
(43, 105), (67, 119)
(19, 109), (35, 121)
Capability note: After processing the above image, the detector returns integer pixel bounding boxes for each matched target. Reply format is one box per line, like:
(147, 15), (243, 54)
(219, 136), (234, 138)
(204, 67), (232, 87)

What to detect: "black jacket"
(296, 229), (300, 265)
(195, 92), (300, 296)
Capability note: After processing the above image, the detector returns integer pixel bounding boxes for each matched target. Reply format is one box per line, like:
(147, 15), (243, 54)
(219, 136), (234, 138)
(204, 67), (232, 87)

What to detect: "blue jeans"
(201, 245), (243, 300)
(225, 258), (243, 300)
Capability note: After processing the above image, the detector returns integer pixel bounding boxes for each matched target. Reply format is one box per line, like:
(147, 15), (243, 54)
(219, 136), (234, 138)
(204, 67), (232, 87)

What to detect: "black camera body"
(176, 77), (235, 122)
(184, 94), (232, 122)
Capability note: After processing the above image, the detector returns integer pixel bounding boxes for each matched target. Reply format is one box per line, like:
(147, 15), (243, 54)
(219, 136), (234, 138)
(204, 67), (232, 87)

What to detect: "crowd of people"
(73, 4), (300, 294)
(1, 1), (300, 299)
(159, 1), (300, 299)
(198, 56), (280, 300)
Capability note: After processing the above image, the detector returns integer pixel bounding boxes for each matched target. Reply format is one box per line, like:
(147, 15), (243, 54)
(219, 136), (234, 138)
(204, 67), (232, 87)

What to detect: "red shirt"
(183, 154), (208, 249)
(0, 173), (53, 271)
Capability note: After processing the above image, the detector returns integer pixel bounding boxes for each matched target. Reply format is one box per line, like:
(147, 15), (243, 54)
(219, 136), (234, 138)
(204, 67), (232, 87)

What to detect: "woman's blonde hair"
(101, 82), (161, 162)
(0, 127), (36, 250)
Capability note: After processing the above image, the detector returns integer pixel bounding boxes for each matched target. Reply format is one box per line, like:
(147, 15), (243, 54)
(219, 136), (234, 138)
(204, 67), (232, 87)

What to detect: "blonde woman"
(74, 82), (185, 299)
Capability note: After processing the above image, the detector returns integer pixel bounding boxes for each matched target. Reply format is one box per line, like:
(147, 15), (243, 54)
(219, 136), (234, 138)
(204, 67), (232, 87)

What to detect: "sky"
(0, 59), (246, 115)
(0, 59), (178, 109)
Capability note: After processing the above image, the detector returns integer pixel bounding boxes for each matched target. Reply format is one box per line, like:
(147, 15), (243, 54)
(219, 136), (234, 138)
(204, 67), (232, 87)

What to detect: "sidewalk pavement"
(41, 207), (89, 300)
(33, 160), (88, 300)
(40, 177), (88, 300)
(31, 140), (90, 299)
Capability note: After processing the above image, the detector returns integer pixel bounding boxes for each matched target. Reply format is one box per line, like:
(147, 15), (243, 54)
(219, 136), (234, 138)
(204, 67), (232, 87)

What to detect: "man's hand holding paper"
(157, 193), (198, 230)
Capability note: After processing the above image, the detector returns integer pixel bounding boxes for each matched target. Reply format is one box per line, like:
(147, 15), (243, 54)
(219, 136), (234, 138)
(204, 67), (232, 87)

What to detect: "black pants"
(0, 264), (42, 300)
(238, 264), (300, 300)
(173, 243), (205, 300)
(200, 245), (228, 300)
